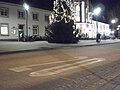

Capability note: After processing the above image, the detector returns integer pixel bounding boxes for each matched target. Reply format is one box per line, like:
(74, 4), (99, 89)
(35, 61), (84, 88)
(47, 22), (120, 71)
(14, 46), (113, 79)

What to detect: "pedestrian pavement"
(0, 39), (120, 54)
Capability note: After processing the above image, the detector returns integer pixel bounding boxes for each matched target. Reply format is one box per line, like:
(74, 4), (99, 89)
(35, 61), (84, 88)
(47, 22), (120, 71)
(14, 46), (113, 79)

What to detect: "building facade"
(0, 1), (51, 40)
(0, 1), (111, 40)
(76, 21), (110, 38)
(74, 0), (110, 38)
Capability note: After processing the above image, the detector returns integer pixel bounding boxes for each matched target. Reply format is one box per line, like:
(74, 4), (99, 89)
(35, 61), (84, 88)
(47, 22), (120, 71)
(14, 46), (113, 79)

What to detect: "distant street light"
(111, 19), (116, 24)
(93, 7), (102, 34)
(23, 3), (29, 41)
(118, 25), (120, 28)
(93, 7), (101, 16)
(111, 19), (116, 31)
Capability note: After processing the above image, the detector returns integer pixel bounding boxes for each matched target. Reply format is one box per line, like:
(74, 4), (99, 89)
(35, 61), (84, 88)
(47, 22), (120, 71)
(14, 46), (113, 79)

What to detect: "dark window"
(18, 10), (25, 19)
(33, 25), (39, 35)
(0, 7), (9, 18)
(33, 13), (39, 21)
(45, 15), (49, 23)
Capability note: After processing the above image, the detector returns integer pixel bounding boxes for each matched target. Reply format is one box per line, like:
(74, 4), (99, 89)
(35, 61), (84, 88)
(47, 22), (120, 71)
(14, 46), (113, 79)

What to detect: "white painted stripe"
(9, 67), (32, 72)
(76, 58), (105, 64)
(29, 58), (105, 77)
(9, 56), (88, 72)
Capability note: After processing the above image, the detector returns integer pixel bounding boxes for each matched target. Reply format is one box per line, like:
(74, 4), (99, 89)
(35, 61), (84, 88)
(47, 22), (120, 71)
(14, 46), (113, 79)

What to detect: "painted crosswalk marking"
(9, 56), (105, 77)
(9, 56), (88, 72)
(29, 58), (105, 77)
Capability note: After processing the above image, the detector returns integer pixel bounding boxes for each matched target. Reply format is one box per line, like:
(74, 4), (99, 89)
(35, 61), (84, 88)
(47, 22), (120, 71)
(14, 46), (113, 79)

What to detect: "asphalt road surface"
(0, 43), (120, 90)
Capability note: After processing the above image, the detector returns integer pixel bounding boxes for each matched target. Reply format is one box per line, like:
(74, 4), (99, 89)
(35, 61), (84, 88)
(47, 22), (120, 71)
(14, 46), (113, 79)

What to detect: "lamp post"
(111, 19), (119, 38)
(93, 7), (101, 34)
(111, 19), (116, 31)
(23, 3), (29, 40)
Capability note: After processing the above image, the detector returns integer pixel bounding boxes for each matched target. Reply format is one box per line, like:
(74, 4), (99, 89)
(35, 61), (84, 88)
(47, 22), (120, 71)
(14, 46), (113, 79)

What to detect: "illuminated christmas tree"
(45, 0), (80, 43)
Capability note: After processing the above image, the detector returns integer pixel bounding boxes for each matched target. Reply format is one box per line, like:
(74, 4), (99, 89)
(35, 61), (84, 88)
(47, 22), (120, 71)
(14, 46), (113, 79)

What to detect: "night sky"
(0, 0), (119, 10)
(91, 0), (120, 23)
(91, 0), (120, 11)
(0, 0), (119, 23)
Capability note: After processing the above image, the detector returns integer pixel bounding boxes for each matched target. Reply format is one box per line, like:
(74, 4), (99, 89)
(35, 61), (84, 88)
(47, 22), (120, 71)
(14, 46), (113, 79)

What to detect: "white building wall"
(74, 0), (110, 39)
(0, 2), (51, 40)
(76, 20), (110, 38)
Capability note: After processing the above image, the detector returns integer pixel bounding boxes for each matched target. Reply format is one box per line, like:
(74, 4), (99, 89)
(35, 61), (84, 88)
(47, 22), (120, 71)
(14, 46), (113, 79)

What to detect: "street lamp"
(23, 3), (29, 40)
(93, 7), (101, 34)
(111, 19), (116, 24)
(111, 19), (116, 31)
(93, 7), (101, 16)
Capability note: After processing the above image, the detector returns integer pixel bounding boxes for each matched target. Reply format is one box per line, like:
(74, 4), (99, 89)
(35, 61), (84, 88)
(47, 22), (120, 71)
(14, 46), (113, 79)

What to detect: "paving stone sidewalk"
(0, 39), (120, 54)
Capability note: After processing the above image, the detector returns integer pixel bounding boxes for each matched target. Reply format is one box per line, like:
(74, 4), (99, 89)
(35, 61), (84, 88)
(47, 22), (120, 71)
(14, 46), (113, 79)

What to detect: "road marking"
(29, 58), (105, 77)
(9, 56), (88, 72)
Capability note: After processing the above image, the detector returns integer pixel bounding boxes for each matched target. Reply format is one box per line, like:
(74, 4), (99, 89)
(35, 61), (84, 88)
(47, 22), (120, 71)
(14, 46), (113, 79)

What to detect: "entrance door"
(18, 24), (24, 41)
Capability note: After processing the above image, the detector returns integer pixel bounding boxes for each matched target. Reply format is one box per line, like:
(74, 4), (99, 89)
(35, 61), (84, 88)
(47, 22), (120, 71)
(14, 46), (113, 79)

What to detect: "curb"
(0, 42), (119, 55)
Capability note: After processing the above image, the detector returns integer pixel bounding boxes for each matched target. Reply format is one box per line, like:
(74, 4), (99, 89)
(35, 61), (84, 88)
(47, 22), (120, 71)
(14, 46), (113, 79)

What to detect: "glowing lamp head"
(23, 3), (29, 11)
(93, 7), (101, 16)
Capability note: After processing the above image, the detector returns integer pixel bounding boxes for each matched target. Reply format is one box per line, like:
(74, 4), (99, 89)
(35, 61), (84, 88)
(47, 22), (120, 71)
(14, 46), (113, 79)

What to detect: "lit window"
(0, 7), (9, 18)
(18, 10), (25, 19)
(11, 27), (17, 35)
(33, 13), (39, 21)
(33, 25), (39, 35)
(0, 24), (9, 36)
